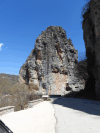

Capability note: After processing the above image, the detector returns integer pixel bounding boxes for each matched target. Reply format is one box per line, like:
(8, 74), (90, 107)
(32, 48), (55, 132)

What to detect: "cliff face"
(19, 26), (84, 95)
(82, 0), (100, 99)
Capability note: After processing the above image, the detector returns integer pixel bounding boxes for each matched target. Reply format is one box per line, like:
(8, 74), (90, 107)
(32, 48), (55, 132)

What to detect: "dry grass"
(28, 83), (38, 91)
(0, 73), (19, 94)
(47, 98), (51, 101)
(0, 82), (42, 111)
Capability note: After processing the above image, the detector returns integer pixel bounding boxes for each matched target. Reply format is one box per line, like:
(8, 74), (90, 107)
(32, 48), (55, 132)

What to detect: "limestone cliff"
(19, 26), (84, 95)
(82, 0), (100, 99)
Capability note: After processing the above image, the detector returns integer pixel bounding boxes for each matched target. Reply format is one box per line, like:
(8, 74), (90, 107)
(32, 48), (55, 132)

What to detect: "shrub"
(0, 82), (42, 111)
(47, 98), (51, 101)
(28, 83), (38, 91)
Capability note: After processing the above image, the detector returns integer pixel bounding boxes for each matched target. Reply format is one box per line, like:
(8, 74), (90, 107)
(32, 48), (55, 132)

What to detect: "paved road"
(1, 97), (100, 133)
(0, 101), (56, 133)
(51, 97), (100, 133)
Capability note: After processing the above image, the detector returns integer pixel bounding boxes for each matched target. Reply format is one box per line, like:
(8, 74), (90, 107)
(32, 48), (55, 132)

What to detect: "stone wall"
(0, 106), (15, 115)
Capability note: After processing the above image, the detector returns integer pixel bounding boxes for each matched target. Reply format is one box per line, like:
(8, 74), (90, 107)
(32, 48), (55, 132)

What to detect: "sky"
(0, 0), (88, 75)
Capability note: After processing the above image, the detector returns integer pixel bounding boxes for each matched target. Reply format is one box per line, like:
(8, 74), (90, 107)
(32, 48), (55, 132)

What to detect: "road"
(0, 97), (100, 133)
(0, 101), (56, 133)
(51, 97), (100, 133)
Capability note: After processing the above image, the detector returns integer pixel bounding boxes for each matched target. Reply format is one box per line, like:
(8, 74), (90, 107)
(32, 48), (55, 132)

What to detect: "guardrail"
(0, 106), (15, 116)
(0, 98), (44, 115)
(42, 95), (49, 100)
(24, 98), (44, 109)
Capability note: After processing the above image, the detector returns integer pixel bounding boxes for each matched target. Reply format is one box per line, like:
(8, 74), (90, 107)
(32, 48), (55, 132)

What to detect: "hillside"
(0, 73), (19, 94)
(0, 73), (41, 111)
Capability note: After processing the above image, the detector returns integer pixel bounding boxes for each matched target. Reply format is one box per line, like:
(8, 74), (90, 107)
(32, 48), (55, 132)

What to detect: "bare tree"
(78, 51), (87, 62)
(81, 0), (91, 20)
(75, 51), (88, 84)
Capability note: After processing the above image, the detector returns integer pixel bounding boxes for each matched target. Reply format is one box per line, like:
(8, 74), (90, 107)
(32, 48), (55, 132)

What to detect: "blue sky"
(0, 0), (87, 75)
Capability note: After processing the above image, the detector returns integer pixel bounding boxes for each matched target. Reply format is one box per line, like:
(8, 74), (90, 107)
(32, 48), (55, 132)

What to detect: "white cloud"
(0, 43), (4, 51)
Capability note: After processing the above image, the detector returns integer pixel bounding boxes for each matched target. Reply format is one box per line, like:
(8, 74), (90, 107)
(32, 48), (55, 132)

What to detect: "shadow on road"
(50, 96), (100, 116)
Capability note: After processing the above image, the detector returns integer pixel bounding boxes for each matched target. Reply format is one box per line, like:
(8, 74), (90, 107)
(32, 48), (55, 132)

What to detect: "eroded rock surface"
(19, 26), (84, 95)
(82, 0), (100, 99)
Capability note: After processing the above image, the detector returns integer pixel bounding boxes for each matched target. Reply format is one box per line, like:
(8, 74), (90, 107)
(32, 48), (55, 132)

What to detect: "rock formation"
(82, 0), (100, 99)
(19, 26), (84, 95)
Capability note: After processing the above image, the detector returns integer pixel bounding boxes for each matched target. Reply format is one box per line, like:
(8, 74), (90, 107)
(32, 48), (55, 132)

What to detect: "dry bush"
(0, 95), (12, 108)
(28, 83), (39, 91)
(47, 98), (51, 101)
(0, 82), (29, 111)
(26, 92), (40, 102)
(0, 82), (42, 111)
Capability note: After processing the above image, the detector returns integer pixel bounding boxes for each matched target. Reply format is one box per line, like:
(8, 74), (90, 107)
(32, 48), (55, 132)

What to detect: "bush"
(47, 98), (51, 101)
(26, 92), (39, 101)
(28, 83), (38, 91)
(0, 82), (41, 111)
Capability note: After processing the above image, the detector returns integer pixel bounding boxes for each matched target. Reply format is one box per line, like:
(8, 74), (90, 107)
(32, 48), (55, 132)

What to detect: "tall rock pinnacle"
(82, 0), (100, 99)
(19, 26), (84, 95)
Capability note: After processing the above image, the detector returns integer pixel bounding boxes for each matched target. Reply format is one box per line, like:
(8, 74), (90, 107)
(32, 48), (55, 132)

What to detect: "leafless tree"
(78, 51), (87, 62)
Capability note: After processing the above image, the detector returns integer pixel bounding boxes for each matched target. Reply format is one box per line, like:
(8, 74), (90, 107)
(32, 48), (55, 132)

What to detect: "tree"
(78, 51), (87, 62)
(74, 50), (88, 86)
(81, 0), (91, 20)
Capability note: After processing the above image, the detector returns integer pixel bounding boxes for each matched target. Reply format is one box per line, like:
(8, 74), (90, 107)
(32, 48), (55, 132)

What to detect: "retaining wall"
(0, 98), (43, 115)
(0, 106), (15, 115)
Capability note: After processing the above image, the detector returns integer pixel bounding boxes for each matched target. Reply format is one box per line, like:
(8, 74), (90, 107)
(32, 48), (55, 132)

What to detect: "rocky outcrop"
(19, 26), (84, 95)
(82, 0), (100, 99)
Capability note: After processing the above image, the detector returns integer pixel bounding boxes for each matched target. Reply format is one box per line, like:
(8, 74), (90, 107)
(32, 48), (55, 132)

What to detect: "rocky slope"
(19, 26), (85, 95)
